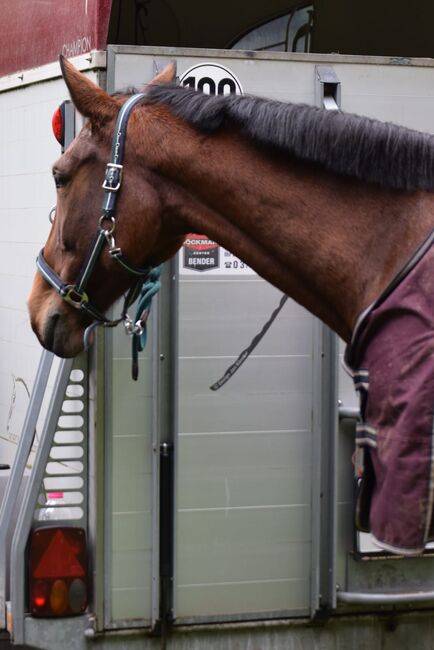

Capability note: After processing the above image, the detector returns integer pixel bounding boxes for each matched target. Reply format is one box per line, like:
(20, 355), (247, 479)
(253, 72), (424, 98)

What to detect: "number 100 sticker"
(179, 62), (243, 96)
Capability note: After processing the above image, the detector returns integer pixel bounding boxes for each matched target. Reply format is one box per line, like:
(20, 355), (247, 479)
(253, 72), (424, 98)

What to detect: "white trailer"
(1, 46), (434, 649)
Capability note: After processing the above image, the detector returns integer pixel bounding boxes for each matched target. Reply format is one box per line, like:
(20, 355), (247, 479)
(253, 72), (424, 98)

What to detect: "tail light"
(29, 527), (88, 617)
(52, 102), (67, 147)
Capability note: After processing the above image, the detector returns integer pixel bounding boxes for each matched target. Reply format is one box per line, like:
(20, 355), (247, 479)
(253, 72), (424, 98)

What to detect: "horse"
(27, 56), (434, 554)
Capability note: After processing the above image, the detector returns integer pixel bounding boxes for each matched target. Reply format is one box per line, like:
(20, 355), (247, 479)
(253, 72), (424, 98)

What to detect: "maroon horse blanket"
(345, 232), (434, 555)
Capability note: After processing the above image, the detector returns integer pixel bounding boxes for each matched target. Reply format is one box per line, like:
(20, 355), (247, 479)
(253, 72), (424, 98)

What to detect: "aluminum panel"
(176, 263), (316, 617)
(107, 322), (156, 625)
(178, 279), (312, 357)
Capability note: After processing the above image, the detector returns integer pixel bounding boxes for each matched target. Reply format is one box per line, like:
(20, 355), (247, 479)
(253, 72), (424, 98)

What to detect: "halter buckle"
(63, 286), (89, 309)
(102, 163), (123, 192)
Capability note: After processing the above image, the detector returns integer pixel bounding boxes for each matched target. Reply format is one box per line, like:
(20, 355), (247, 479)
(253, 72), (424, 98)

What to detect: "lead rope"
(210, 293), (288, 390)
(130, 266), (162, 380)
(130, 275), (286, 385)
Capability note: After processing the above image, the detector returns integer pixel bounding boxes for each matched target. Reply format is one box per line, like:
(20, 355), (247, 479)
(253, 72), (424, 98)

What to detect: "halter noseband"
(36, 93), (161, 368)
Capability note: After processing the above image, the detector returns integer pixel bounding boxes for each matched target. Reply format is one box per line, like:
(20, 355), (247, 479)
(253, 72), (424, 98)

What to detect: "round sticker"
(179, 62), (243, 96)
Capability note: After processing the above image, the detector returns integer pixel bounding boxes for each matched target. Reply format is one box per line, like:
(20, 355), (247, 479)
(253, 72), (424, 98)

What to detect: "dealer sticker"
(183, 234), (219, 272)
(180, 233), (254, 276)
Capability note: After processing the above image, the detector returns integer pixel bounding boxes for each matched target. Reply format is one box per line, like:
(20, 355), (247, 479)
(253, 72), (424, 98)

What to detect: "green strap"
(131, 266), (162, 380)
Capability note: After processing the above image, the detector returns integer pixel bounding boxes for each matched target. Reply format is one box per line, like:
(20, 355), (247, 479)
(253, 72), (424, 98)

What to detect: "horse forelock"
(143, 83), (434, 193)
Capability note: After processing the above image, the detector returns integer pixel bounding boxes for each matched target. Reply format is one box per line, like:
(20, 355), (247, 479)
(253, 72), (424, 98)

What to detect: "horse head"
(27, 57), (184, 358)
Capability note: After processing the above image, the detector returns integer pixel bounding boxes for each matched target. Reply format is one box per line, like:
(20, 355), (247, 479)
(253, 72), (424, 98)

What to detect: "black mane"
(145, 84), (434, 192)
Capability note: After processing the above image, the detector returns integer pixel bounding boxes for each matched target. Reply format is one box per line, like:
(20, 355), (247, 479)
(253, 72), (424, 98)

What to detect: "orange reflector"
(52, 103), (65, 146)
(29, 527), (87, 617)
(50, 579), (68, 616)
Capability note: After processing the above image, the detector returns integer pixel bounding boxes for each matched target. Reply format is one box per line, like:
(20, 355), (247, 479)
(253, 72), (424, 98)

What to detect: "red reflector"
(33, 529), (85, 578)
(29, 527), (87, 617)
(52, 105), (64, 145)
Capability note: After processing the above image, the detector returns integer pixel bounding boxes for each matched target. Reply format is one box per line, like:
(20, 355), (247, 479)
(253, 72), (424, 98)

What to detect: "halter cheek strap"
(36, 93), (161, 378)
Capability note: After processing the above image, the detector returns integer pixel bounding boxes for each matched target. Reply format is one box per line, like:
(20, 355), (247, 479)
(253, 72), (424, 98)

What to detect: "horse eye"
(53, 172), (69, 189)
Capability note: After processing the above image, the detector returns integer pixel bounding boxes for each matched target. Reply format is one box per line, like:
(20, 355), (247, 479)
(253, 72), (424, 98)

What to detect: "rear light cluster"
(29, 527), (88, 617)
(52, 101), (67, 147)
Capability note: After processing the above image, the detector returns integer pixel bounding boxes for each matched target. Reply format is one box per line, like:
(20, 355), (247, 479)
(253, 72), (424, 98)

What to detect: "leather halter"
(36, 93), (158, 337)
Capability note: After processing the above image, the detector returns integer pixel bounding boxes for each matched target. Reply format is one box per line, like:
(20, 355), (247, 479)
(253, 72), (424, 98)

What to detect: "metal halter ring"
(99, 214), (116, 235)
(48, 205), (56, 224)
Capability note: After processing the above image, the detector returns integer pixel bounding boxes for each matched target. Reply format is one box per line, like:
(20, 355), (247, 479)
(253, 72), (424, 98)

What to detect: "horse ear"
(150, 63), (176, 85)
(59, 55), (116, 125)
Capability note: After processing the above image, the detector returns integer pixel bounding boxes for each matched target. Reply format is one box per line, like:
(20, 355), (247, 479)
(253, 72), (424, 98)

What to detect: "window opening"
(231, 4), (314, 53)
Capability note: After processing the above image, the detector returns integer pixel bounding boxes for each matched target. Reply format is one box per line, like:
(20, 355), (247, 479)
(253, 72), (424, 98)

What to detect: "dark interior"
(107, 0), (434, 59)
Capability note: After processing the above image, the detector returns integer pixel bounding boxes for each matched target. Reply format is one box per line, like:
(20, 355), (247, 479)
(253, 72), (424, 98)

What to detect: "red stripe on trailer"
(0, 0), (112, 77)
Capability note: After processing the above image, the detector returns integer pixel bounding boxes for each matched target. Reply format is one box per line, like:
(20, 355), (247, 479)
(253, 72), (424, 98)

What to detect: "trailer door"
(106, 47), (337, 625)
(105, 46), (434, 628)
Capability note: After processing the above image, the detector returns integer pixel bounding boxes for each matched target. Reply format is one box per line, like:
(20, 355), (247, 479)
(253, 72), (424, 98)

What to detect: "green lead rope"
(131, 266), (162, 380)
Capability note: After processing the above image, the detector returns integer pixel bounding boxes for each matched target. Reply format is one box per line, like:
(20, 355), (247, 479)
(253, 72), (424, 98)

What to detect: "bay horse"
(28, 57), (434, 554)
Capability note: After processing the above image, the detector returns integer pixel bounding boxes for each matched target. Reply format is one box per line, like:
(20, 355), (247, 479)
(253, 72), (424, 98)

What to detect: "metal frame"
(10, 356), (74, 644)
(102, 322), (115, 630)
(88, 327), (106, 634)
(337, 588), (434, 605)
(310, 323), (339, 614)
(151, 295), (162, 628)
(154, 259), (179, 629)
(309, 67), (342, 614)
(106, 44), (434, 69)
(0, 350), (54, 627)
(7, 351), (89, 645)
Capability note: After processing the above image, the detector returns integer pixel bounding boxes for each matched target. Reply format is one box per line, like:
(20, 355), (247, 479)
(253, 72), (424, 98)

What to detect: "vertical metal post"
(311, 66), (341, 614)
(159, 442), (174, 629)
(0, 350), (54, 627)
(151, 295), (161, 628)
(155, 259), (178, 631)
(318, 328), (339, 611)
(88, 329), (107, 633)
(10, 358), (73, 645)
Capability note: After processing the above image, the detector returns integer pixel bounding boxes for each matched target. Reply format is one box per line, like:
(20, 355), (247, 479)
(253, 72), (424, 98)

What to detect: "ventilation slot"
(35, 365), (87, 524)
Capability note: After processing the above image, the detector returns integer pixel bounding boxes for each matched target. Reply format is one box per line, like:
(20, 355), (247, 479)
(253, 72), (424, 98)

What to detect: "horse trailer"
(1, 36), (434, 650)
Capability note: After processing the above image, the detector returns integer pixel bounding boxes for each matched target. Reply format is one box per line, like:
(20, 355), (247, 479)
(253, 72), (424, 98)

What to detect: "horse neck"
(138, 109), (434, 342)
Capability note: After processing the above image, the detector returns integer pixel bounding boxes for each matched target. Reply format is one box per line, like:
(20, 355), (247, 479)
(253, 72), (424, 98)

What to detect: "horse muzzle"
(27, 276), (87, 358)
